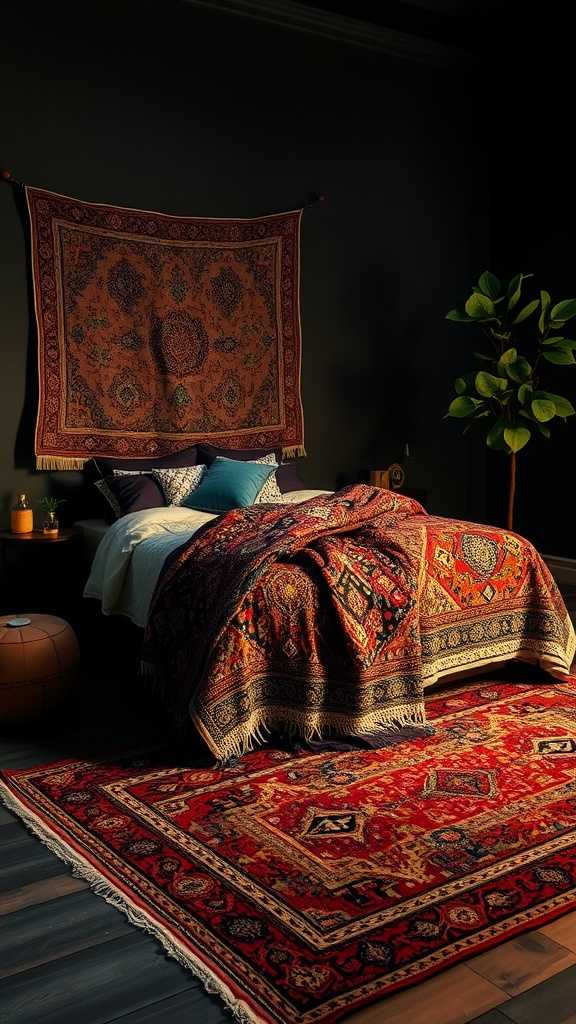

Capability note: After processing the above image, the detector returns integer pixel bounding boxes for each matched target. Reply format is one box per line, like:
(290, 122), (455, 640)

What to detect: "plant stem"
(507, 451), (516, 531)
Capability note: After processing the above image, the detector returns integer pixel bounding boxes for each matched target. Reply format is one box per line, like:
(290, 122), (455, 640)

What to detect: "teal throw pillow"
(181, 457), (277, 513)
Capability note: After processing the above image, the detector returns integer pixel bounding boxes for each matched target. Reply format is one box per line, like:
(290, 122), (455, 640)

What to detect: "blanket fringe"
(0, 781), (262, 1024)
(35, 455), (87, 470)
(203, 703), (428, 763)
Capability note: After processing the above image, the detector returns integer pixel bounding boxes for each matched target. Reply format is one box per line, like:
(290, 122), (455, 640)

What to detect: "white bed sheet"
(83, 490), (331, 628)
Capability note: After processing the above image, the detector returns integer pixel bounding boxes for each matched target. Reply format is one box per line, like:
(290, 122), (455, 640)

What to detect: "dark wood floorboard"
(496, 965), (576, 1023)
(1, 585), (575, 1024)
(0, 932), (226, 1024)
(0, 889), (135, 979)
(104, 989), (230, 1024)
(0, 873), (88, 915)
(0, 824), (67, 893)
(0, 803), (16, 825)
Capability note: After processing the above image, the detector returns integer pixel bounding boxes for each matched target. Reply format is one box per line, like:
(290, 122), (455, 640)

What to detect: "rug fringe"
(35, 456), (87, 470)
(0, 781), (263, 1024)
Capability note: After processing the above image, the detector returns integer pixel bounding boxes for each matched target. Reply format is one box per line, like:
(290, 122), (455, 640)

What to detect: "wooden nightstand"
(368, 471), (428, 508)
(0, 528), (84, 619)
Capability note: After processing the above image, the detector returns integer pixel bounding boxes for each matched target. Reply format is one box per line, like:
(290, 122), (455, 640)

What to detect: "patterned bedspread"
(142, 486), (575, 761)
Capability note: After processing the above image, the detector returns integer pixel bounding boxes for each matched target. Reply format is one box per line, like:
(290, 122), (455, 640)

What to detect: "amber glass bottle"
(11, 494), (34, 534)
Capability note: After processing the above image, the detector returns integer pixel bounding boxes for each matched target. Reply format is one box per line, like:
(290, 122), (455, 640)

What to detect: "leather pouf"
(0, 614), (80, 723)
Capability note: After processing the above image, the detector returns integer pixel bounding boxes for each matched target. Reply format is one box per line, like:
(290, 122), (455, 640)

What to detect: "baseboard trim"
(543, 555), (576, 586)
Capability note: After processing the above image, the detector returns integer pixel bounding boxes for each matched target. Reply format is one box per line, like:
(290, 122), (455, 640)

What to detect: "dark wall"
(0, 1), (488, 526)
(485, 30), (576, 557)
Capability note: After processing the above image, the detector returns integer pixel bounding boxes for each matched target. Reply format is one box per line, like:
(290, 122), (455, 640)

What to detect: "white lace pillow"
(149, 465), (206, 505)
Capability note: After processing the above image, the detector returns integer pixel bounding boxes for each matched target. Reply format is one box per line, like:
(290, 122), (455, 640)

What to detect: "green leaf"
(512, 299), (540, 325)
(499, 347), (517, 365)
(542, 348), (576, 365)
(506, 273), (523, 311)
(531, 399), (556, 422)
(538, 423), (551, 439)
(505, 357), (532, 382)
(474, 351), (494, 362)
(539, 290), (551, 334)
(542, 335), (565, 346)
(465, 293), (496, 319)
(550, 298), (576, 322)
(504, 425), (531, 452)
(518, 383), (533, 404)
(486, 419), (507, 450)
(454, 377), (468, 394)
(475, 371), (507, 397)
(537, 392), (576, 418)
(446, 308), (472, 322)
(478, 271), (501, 299)
(447, 396), (480, 418)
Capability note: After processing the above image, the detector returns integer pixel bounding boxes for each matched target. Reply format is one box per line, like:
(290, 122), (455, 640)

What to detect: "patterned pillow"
(94, 478), (122, 520)
(149, 465), (206, 505)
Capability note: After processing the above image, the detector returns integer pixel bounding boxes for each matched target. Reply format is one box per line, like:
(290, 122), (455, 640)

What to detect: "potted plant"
(37, 496), (66, 536)
(445, 272), (576, 529)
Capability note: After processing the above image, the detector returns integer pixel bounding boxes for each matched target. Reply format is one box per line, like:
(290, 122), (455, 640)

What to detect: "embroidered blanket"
(25, 186), (304, 469)
(142, 485), (575, 761)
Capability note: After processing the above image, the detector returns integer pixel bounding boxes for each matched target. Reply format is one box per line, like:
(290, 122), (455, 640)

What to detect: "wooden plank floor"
(1, 591), (575, 1024)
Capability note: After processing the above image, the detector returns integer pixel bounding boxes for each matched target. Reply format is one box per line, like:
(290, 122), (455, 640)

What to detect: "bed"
(83, 490), (330, 628)
(84, 485), (575, 764)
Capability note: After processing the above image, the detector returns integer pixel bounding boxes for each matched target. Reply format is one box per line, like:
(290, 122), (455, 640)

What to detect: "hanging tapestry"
(25, 186), (304, 469)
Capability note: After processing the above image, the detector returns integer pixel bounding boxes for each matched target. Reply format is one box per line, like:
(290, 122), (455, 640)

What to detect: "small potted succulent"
(37, 496), (66, 536)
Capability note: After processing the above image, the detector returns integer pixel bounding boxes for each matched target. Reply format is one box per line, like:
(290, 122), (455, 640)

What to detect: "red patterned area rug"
(2, 677), (576, 1023)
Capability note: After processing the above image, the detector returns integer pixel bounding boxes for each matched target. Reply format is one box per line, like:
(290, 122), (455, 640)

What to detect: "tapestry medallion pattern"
(25, 187), (304, 468)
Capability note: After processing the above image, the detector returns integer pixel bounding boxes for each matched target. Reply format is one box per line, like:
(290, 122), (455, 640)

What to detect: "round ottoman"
(0, 614), (80, 723)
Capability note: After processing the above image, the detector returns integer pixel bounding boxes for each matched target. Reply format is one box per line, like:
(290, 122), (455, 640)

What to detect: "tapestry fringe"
(282, 445), (306, 459)
(35, 456), (87, 470)
(0, 781), (263, 1024)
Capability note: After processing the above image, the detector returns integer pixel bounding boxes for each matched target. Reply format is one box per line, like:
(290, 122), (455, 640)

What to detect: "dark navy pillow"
(95, 473), (166, 520)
